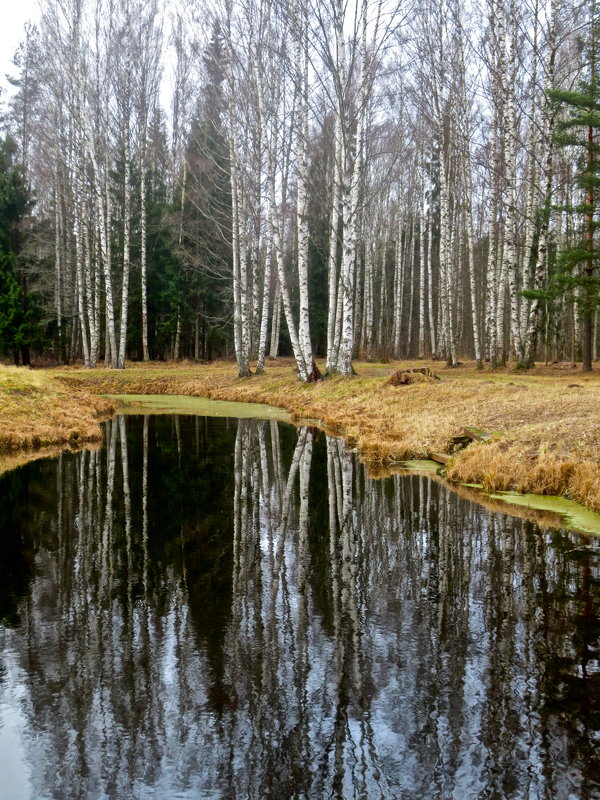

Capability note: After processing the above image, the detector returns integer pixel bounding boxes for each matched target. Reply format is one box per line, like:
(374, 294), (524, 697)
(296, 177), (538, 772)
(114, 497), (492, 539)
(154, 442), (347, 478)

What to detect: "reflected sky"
(0, 415), (599, 800)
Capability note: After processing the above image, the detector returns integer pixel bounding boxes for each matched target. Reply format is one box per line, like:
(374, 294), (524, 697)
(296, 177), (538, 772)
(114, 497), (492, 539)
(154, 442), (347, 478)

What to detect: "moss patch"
(110, 394), (290, 421)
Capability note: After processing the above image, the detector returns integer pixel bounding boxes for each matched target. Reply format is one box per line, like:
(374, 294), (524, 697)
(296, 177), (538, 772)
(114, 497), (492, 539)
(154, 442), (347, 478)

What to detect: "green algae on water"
(397, 459), (442, 474)
(487, 490), (600, 536)
(107, 394), (290, 422)
(396, 459), (600, 536)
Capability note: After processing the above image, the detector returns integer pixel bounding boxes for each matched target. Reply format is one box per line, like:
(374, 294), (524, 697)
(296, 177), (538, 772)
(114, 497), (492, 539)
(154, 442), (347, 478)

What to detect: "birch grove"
(2, 0), (598, 372)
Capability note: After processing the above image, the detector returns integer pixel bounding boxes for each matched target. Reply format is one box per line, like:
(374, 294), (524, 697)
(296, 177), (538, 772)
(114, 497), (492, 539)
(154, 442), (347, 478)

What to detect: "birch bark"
(118, 115), (131, 370)
(519, 0), (540, 348)
(294, 6), (317, 380)
(418, 183), (427, 359)
(524, 0), (558, 366)
(140, 151), (149, 361)
(225, 23), (251, 377)
(503, 0), (524, 363)
(326, 116), (342, 372)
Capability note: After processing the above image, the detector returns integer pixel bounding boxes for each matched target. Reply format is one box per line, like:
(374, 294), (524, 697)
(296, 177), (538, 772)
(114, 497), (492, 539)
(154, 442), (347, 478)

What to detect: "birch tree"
(4, 0), (590, 369)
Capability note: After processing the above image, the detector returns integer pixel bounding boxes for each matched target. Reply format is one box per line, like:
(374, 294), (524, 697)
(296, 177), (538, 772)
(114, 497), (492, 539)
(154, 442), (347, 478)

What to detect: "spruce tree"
(549, 0), (600, 370)
(0, 137), (43, 365)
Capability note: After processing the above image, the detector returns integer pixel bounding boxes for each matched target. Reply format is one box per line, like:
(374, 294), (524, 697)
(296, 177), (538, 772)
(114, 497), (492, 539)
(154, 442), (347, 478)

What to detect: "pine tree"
(549, 0), (600, 371)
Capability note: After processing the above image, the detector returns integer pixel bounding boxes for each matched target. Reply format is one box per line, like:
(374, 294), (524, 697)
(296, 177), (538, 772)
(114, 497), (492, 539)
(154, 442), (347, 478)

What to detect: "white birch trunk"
(455, 7), (482, 367)
(493, 0), (509, 365)
(364, 239), (374, 360)
(269, 278), (281, 359)
(295, 12), (316, 379)
(427, 213), (436, 355)
(330, 0), (370, 375)
(260, 50), (308, 382)
(140, 148), (149, 362)
(73, 142), (90, 366)
(485, 151), (500, 364)
(54, 169), (63, 363)
(464, 174), (482, 367)
(74, 32), (117, 369)
(439, 148), (454, 364)
(267, 161), (307, 380)
(82, 211), (98, 367)
(377, 238), (388, 355)
(504, 0), (523, 363)
(326, 116), (342, 372)
(118, 132), (131, 370)
(524, 0), (558, 366)
(252, 47), (272, 374)
(230, 130), (245, 372)
(519, 0), (540, 348)
(393, 213), (405, 357)
(406, 216), (415, 355)
(256, 246), (272, 374)
(225, 14), (251, 378)
(238, 192), (252, 372)
(336, 19), (368, 376)
(418, 192), (427, 359)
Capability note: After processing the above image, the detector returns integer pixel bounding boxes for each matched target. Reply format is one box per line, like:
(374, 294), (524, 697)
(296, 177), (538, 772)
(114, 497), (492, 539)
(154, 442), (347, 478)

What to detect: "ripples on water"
(0, 414), (599, 800)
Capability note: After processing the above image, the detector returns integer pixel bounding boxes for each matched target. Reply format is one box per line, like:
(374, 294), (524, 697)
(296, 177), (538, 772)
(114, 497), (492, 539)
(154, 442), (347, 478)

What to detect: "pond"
(0, 412), (599, 799)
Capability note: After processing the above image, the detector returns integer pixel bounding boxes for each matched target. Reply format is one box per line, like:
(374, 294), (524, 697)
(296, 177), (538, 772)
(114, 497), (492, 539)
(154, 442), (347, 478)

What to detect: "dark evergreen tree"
(0, 137), (43, 365)
(549, 0), (600, 370)
(179, 25), (233, 360)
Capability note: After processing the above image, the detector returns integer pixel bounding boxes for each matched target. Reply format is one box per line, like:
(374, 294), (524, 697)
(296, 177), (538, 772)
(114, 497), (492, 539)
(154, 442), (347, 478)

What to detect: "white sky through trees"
(0, 0), (40, 97)
(0, 0), (180, 120)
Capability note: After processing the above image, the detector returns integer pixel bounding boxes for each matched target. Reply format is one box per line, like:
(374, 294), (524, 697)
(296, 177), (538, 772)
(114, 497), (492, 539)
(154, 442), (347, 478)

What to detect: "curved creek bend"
(0, 410), (599, 799)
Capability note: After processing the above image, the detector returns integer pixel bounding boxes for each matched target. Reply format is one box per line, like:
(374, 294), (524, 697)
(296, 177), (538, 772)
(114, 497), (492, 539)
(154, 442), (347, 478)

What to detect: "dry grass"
(3, 357), (600, 511)
(375, 459), (577, 530)
(446, 444), (600, 512)
(0, 365), (114, 455)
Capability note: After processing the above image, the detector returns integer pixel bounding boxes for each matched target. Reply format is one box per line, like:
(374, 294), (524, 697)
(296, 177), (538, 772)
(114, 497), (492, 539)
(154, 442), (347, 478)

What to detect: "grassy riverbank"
(1, 358), (600, 512)
(0, 365), (114, 467)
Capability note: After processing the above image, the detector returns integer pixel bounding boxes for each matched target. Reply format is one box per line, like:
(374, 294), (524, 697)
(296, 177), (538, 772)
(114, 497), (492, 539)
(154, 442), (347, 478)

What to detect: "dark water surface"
(0, 415), (599, 800)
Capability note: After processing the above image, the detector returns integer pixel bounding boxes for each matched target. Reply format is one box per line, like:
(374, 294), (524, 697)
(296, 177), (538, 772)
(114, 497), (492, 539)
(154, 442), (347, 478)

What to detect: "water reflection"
(0, 415), (599, 800)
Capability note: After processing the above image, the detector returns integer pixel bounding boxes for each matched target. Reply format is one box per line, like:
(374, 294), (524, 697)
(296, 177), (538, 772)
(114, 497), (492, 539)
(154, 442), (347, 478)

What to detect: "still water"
(0, 414), (599, 800)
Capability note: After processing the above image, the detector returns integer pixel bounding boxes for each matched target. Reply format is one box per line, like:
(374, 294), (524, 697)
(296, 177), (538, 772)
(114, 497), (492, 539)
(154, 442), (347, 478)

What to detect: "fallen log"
(430, 451), (452, 465)
(459, 427), (491, 442)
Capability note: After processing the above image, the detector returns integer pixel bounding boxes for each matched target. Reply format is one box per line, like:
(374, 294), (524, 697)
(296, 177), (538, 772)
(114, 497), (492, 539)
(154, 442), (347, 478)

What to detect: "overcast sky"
(0, 0), (177, 117)
(1, 0), (40, 99)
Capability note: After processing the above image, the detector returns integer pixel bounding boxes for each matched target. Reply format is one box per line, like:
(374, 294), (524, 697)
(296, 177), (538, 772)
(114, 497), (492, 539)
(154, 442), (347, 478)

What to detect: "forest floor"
(1, 357), (600, 513)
